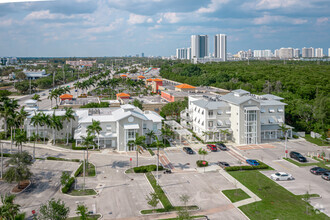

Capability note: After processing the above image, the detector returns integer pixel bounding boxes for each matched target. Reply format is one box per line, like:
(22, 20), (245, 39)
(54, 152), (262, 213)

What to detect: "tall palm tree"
(40, 113), (51, 144)
(81, 133), (96, 168)
(48, 90), (57, 109)
(7, 112), (19, 154)
(198, 148), (208, 161)
(220, 129), (230, 142)
(32, 94), (41, 108)
(146, 130), (156, 145)
(0, 98), (19, 137)
(87, 120), (102, 149)
(278, 124), (289, 158)
(30, 112), (43, 144)
(31, 132), (37, 161)
(62, 107), (76, 145)
(16, 107), (29, 131)
(127, 134), (146, 167)
(14, 130), (27, 152)
(49, 112), (63, 145)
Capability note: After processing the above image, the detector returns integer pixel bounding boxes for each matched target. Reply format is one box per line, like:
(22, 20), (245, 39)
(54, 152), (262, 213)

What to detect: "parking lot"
(163, 145), (243, 171)
(235, 139), (330, 216)
(157, 171), (248, 219)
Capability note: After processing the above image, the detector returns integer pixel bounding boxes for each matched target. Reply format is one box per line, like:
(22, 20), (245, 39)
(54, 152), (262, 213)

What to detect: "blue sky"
(0, 0), (329, 57)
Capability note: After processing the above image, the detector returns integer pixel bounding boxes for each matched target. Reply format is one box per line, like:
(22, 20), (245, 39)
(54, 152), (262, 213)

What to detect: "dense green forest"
(160, 61), (330, 136)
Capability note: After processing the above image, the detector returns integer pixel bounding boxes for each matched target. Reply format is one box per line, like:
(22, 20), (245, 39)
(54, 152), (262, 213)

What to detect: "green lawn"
(222, 189), (251, 203)
(141, 172), (198, 214)
(67, 214), (100, 220)
(284, 158), (329, 169)
(229, 170), (328, 219)
(304, 134), (329, 146)
(75, 162), (96, 177)
(68, 189), (97, 196)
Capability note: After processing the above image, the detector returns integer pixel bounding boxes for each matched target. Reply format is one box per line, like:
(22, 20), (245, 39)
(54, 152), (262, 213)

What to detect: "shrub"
(80, 102), (109, 108)
(293, 135), (299, 139)
(133, 165), (164, 173)
(225, 161), (269, 171)
(148, 149), (155, 156)
(61, 177), (75, 193)
(196, 160), (208, 167)
(72, 145), (93, 150)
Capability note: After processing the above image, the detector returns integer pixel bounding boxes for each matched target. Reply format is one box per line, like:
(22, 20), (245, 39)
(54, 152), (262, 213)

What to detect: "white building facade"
(214, 34), (227, 61)
(191, 35), (208, 59)
(181, 90), (292, 145)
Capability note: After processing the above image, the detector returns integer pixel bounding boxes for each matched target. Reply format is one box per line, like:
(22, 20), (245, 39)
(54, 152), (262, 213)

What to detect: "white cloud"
(254, 14), (307, 25)
(86, 18), (123, 33)
(316, 17), (329, 25)
(163, 12), (180, 23)
(197, 0), (229, 13)
(0, 19), (12, 26)
(0, 0), (51, 3)
(25, 10), (71, 20)
(255, 0), (300, 10)
(127, 13), (153, 24)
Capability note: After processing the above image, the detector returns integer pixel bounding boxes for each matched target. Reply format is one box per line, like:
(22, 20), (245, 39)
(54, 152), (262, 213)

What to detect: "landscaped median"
(228, 170), (328, 219)
(141, 172), (199, 214)
(284, 157), (330, 169)
(224, 161), (273, 171)
(222, 189), (251, 203)
(125, 164), (164, 174)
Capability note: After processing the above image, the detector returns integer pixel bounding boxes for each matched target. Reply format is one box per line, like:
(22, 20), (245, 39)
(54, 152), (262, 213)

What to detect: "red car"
(207, 144), (217, 152)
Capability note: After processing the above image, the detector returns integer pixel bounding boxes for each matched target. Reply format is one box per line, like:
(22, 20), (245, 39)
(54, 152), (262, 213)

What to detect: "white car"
(271, 172), (294, 181)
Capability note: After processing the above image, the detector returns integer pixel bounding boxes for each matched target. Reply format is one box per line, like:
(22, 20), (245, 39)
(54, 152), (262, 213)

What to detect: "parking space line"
(273, 160), (292, 172)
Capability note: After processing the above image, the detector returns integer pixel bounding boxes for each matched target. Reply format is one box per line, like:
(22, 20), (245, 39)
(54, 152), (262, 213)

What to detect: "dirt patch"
(12, 180), (31, 193)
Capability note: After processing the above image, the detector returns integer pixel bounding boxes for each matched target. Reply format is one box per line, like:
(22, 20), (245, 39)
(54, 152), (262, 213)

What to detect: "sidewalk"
(1, 140), (76, 153)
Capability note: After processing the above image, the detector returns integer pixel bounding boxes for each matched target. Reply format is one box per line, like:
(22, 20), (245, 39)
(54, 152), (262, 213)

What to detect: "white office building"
(302, 47), (314, 58)
(214, 34), (227, 61)
(191, 35), (208, 59)
(328, 48), (330, 57)
(176, 48), (191, 60)
(253, 50), (272, 58)
(315, 48), (324, 58)
(180, 89), (292, 145)
(279, 48), (293, 59)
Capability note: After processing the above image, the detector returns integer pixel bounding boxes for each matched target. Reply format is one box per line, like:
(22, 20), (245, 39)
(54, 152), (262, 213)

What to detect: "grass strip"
(284, 158), (329, 169)
(141, 172), (198, 214)
(75, 162), (96, 177)
(228, 170), (328, 219)
(67, 214), (100, 220)
(68, 189), (97, 196)
(46, 156), (80, 162)
(304, 134), (329, 146)
(222, 188), (251, 203)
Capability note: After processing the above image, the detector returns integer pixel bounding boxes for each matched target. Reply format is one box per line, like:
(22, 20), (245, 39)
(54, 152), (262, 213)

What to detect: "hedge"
(196, 160), (208, 167)
(61, 177), (75, 193)
(133, 165), (164, 173)
(72, 145), (94, 150)
(225, 161), (270, 171)
(46, 157), (80, 162)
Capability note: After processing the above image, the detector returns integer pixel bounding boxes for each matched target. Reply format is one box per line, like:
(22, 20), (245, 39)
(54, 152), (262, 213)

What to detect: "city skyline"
(0, 0), (329, 57)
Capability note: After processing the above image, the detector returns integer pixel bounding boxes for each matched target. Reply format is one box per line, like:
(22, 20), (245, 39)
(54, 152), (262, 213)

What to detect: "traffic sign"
(130, 158), (132, 161)
(32, 210), (36, 215)
(202, 161), (206, 165)
(285, 150), (288, 153)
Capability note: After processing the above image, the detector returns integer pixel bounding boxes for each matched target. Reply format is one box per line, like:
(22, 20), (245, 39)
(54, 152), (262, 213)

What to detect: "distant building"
(293, 48), (300, 58)
(66, 60), (96, 67)
(328, 48), (330, 57)
(141, 52), (144, 57)
(237, 49), (253, 60)
(279, 48), (293, 59)
(302, 47), (314, 58)
(0, 57), (18, 65)
(274, 49), (280, 58)
(191, 35), (208, 58)
(253, 50), (272, 58)
(314, 48), (324, 58)
(23, 69), (49, 80)
(214, 34), (227, 61)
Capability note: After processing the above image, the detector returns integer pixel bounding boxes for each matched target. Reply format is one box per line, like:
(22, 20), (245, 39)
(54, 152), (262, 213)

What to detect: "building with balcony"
(181, 89), (292, 144)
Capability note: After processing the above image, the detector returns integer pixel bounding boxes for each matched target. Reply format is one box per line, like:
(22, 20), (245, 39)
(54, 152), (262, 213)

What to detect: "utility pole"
(63, 66), (65, 84)
(29, 78), (32, 94)
(1, 142), (3, 179)
(53, 71), (55, 88)
(83, 150), (85, 191)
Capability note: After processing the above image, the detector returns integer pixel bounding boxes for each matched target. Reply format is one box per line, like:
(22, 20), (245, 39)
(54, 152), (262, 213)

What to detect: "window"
(198, 109), (200, 113)
(217, 110), (223, 115)
(278, 108), (284, 113)
(226, 110), (231, 114)
(153, 124), (157, 131)
(226, 120), (231, 125)
(201, 110), (204, 115)
(217, 120), (223, 127)
(106, 125), (112, 131)
(208, 121), (213, 127)
(260, 108), (265, 113)
(128, 130), (135, 139)
(143, 124), (147, 129)
(208, 110), (213, 116)
(269, 108), (275, 113)
(194, 107), (197, 111)
(269, 117), (275, 123)
(201, 121), (204, 126)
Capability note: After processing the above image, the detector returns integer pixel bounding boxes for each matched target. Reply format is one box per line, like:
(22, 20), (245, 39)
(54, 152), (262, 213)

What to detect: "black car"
(183, 147), (194, 154)
(217, 161), (230, 168)
(216, 143), (228, 151)
(322, 172), (330, 181)
(290, 151), (307, 162)
(310, 167), (329, 175)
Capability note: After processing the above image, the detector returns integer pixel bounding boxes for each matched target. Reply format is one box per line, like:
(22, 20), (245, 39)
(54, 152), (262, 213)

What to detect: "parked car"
(42, 93), (46, 96)
(271, 172), (294, 181)
(216, 143), (227, 151)
(289, 151), (307, 162)
(207, 144), (217, 152)
(310, 167), (329, 175)
(246, 159), (260, 166)
(321, 172), (330, 181)
(183, 147), (194, 154)
(217, 161), (230, 168)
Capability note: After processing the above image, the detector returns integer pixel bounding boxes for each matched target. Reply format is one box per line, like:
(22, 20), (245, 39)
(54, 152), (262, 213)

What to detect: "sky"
(0, 0), (329, 57)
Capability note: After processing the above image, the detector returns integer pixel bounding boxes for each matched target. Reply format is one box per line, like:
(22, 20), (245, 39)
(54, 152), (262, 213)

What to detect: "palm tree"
(3, 151), (33, 190)
(81, 133), (96, 168)
(49, 112), (63, 145)
(152, 136), (164, 184)
(32, 94), (41, 108)
(220, 129), (230, 142)
(0, 194), (21, 219)
(87, 120), (102, 149)
(40, 113), (51, 144)
(31, 132), (37, 161)
(62, 107), (76, 145)
(0, 98), (19, 137)
(30, 112), (43, 144)
(48, 90), (57, 108)
(16, 107), (29, 131)
(14, 130), (27, 152)
(278, 124), (289, 158)
(127, 134), (146, 167)
(7, 112), (19, 154)
(161, 127), (174, 145)
(146, 130), (156, 145)
(202, 131), (211, 142)
(198, 148), (208, 161)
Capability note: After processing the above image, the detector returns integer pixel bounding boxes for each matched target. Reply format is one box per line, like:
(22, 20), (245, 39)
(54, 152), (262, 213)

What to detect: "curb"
(11, 180), (32, 195)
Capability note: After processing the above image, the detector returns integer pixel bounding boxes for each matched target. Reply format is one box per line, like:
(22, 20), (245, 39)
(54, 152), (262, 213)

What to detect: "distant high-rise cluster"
(175, 34), (227, 63)
(234, 46), (329, 60)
